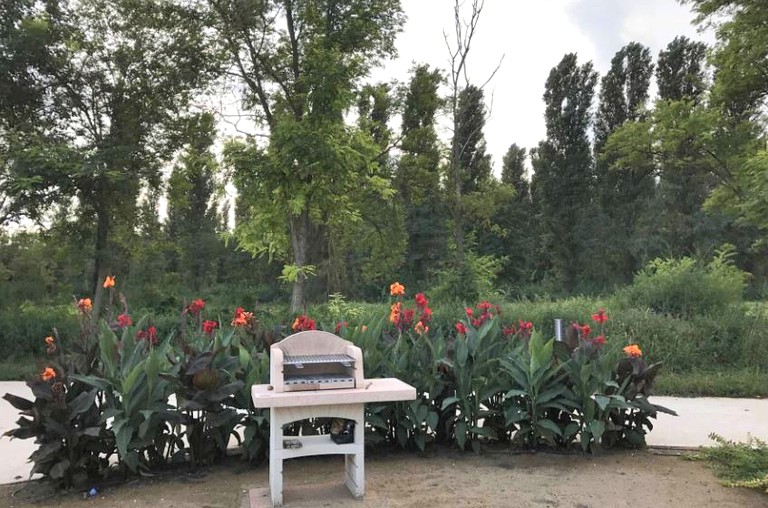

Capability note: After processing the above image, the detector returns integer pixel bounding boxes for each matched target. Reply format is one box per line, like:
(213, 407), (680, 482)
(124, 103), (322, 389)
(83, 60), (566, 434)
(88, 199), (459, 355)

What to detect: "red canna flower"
(502, 326), (516, 337)
(291, 314), (316, 332)
(203, 320), (218, 335)
(399, 309), (415, 330)
(465, 307), (474, 317)
(335, 321), (348, 334)
(419, 307), (433, 324)
(519, 320), (533, 332)
(591, 308), (608, 324)
(188, 299), (205, 316)
(137, 326), (158, 345)
(455, 322), (467, 335)
(414, 293), (428, 309)
(591, 335), (606, 346)
(477, 301), (493, 312)
(580, 324), (591, 338)
(117, 314), (132, 328)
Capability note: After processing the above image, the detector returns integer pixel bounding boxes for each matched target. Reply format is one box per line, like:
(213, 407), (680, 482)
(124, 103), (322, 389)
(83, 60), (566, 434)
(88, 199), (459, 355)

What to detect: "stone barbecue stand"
(251, 331), (416, 506)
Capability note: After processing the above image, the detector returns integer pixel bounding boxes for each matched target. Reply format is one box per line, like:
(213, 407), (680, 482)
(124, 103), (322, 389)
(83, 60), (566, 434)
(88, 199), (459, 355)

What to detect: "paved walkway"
(1, 381), (767, 485)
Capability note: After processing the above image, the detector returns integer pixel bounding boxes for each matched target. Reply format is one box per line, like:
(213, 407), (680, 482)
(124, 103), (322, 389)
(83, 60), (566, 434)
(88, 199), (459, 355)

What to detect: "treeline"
(1, 0), (766, 312)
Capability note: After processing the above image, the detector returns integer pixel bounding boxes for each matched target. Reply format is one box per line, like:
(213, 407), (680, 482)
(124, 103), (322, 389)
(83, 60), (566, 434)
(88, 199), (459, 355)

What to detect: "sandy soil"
(2, 448), (767, 508)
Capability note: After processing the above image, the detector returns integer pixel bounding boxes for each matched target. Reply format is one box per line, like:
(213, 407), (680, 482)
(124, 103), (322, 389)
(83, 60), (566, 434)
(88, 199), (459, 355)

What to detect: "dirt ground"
(2, 448), (767, 508)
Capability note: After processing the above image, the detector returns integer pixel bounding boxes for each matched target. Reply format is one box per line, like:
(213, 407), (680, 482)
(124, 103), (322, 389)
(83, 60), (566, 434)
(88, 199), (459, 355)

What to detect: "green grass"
(689, 434), (768, 493)
(0, 357), (38, 381)
(655, 369), (768, 398)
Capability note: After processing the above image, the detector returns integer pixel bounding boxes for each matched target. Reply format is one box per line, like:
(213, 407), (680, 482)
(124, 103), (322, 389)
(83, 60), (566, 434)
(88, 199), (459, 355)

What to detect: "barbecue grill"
(251, 330), (416, 506)
(269, 332), (363, 392)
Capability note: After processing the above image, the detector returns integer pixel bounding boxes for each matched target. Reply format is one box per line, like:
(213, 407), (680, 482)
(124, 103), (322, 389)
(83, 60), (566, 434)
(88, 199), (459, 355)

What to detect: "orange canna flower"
(361, 325), (368, 332)
(623, 344), (642, 358)
(414, 321), (428, 335)
(232, 307), (254, 327)
(389, 302), (402, 324)
(103, 275), (116, 289)
(44, 336), (55, 346)
(389, 281), (405, 296)
(41, 367), (56, 381)
(77, 298), (93, 313)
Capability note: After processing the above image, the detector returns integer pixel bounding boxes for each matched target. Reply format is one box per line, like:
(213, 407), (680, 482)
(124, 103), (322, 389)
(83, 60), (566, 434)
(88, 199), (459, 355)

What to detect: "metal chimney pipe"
(554, 319), (564, 341)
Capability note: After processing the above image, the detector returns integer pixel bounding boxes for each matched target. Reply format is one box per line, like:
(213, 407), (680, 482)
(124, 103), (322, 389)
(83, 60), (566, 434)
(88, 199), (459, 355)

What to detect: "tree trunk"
(91, 204), (110, 329)
(451, 96), (465, 268)
(289, 209), (310, 313)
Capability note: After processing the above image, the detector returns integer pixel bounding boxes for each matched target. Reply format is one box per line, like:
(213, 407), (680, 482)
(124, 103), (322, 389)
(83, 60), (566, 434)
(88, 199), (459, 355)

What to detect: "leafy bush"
(690, 434), (768, 493)
(0, 304), (78, 358)
(622, 247), (748, 317)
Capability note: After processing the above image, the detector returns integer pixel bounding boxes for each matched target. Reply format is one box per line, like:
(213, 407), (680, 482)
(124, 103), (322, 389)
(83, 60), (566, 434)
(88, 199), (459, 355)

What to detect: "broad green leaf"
(116, 424), (134, 460)
(456, 339), (469, 367)
(536, 418), (563, 438)
(70, 374), (111, 392)
(589, 420), (605, 443)
(594, 395), (610, 411)
(49, 459), (70, 479)
(426, 410), (438, 432)
(536, 386), (565, 405)
(68, 389), (97, 415)
(440, 396), (460, 411)
(2, 393), (34, 411)
(455, 420), (467, 449)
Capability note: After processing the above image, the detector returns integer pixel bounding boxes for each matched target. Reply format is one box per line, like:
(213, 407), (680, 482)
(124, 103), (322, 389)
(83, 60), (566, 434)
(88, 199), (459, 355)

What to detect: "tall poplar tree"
(493, 143), (535, 287)
(531, 54), (598, 291)
(655, 36), (716, 257)
(166, 113), (223, 293)
(396, 64), (446, 286)
(457, 85), (492, 194)
(656, 36), (708, 103)
(593, 43), (655, 284)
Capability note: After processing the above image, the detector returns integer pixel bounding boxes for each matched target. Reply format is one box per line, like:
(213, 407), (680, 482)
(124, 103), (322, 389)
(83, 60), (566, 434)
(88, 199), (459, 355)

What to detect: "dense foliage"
(1, 0), (767, 312)
(4, 280), (675, 488)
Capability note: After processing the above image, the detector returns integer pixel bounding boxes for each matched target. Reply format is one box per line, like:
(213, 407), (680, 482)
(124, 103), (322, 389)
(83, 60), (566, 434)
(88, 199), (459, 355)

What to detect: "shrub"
(622, 246), (748, 317)
(0, 304), (78, 358)
(690, 434), (768, 493)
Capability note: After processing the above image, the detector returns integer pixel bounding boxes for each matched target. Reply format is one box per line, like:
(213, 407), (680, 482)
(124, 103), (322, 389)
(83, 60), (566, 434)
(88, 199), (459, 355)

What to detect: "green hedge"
(3, 297), (767, 376)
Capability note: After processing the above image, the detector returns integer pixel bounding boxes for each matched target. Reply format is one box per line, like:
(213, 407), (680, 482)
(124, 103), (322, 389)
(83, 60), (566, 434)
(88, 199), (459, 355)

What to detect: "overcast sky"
(370, 0), (715, 173)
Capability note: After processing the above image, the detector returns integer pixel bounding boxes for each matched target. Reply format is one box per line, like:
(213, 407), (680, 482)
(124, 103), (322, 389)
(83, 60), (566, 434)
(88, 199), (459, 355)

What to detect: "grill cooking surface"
(284, 354), (355, 367)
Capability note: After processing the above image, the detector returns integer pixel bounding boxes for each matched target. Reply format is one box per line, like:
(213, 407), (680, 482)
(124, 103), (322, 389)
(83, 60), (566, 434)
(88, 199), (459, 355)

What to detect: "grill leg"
(269, 409), (283, 506)
(344, 404), (365, 499)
